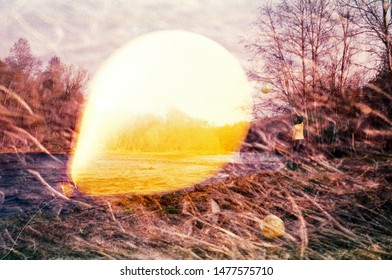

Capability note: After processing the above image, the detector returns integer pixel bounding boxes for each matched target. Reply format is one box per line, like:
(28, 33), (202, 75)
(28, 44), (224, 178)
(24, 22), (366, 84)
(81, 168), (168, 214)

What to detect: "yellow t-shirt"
(292, 123), (304, 140)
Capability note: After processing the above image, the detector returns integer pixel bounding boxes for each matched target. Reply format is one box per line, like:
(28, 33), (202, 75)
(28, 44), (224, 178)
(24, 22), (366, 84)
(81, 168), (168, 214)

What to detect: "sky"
(0, 0), (265, 75)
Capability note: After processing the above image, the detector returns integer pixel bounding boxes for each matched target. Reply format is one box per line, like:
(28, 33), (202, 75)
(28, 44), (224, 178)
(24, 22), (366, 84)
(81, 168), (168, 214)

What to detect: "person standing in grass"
(291, 115), (304, 170)
(292, 115), (304, 152)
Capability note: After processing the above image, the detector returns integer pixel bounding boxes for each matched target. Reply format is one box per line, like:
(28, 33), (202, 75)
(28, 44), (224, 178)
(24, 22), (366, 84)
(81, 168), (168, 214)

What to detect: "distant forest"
(102, 108), (248, 154)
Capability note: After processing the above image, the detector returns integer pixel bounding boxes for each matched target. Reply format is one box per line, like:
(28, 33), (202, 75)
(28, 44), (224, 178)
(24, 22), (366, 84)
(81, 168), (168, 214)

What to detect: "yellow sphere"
(260, 214), (285, 238)
(261, 84), (270, 94)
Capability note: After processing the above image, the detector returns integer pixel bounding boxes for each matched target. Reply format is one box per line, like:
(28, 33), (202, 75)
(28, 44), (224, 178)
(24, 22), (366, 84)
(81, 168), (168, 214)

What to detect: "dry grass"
(0, 151), (390, 260)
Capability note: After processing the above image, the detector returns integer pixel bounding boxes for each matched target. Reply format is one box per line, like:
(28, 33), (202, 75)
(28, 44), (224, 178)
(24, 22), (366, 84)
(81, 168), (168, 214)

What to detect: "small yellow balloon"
(261, 84), (270, 94)
(260, 214), (285, 238)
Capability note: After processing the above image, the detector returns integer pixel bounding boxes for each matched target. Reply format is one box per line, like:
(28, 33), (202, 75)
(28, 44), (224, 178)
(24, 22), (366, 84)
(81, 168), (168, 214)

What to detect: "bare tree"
(345, 0), (392, 73)
(246, 1), (338, 133)
(5, 38), (42, 79)
(41, 57), (87, 102)
(322, 1), (368, 96)
(3, 38), (42, 112)
(62, 64), (88, 99)
(244, 0), (371, 145)
(245, 1), (308, 114)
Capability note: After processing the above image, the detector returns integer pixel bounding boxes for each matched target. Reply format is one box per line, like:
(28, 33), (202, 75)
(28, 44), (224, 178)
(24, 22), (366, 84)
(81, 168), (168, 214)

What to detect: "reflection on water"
(70, 154), (236, 195)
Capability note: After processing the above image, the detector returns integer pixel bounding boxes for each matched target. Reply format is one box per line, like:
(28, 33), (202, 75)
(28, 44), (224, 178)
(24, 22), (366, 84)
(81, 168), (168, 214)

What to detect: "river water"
(71, 153), (283, 195)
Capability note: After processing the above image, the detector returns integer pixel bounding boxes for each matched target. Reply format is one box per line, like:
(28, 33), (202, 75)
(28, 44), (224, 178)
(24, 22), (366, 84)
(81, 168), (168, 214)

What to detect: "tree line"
(104, 108), (248, 154)
(0, 38), (87, 153)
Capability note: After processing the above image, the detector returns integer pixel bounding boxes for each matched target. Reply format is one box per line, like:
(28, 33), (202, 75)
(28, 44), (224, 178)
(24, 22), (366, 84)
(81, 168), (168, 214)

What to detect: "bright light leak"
(70, 30), (252, 195)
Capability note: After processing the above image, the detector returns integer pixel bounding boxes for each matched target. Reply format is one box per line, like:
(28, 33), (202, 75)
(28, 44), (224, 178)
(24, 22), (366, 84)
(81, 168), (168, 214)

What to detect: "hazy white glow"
(90, 30), (250, 124)
(70, 30), (252, 195)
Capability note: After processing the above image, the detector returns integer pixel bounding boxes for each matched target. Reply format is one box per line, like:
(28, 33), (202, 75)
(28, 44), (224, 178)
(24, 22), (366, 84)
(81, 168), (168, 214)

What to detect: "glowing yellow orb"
(261, 84), (270, 94)
(69, 30), (252, 195)
(260, 214), (285, 238)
